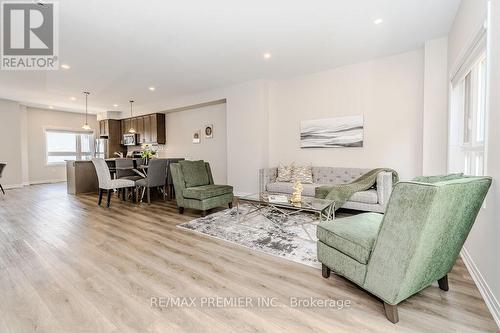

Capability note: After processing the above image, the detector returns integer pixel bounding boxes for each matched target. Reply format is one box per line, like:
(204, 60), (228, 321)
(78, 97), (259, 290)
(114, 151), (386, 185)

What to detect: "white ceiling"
(0, 0), (460, 114)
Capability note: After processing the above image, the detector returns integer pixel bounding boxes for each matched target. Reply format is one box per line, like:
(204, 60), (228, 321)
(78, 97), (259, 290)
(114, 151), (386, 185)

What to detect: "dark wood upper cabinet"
(98, 120), (110, 137)
(115, 113), (165, 145)
(136, 117), (144, 143)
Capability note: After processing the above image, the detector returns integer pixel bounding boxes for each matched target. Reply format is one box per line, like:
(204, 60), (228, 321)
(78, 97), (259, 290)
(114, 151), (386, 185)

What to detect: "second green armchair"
(170, 160), (233, 216)
(317, 176), (492, 323)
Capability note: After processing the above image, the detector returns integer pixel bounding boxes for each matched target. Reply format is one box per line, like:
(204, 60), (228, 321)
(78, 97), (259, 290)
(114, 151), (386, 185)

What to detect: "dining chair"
(115, 159), (143, 181)
(0, 163), (5, 195)
(92, 158), (135, 207)
(135, 159), (168, 203)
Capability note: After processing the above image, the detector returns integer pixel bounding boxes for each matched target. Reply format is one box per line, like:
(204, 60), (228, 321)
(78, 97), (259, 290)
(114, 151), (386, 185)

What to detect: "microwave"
(123, 133), (139, 146)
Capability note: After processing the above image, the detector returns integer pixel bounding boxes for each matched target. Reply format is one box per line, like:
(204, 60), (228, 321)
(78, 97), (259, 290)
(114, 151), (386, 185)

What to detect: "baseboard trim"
(461, 248), (500, 328)
(29, 179), (66, 185)
(2, 184), (24, 190)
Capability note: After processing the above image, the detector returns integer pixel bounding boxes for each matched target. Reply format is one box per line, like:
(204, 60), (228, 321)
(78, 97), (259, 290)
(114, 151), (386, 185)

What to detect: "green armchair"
(317, 176), (492, 323)
(170, 160), (234, 216)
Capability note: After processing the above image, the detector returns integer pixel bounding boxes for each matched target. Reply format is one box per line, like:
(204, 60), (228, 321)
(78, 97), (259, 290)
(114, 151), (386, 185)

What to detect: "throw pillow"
(292, 165), (313, 184)
(179, 160), (210, 188)
(276, 163), (293, 182)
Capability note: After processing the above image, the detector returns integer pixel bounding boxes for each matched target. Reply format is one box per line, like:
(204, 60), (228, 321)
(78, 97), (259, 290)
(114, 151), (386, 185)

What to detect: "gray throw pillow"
(276, 163), (293, 182)
(180, 160), (210, 188)
(292, 165), (313, 184)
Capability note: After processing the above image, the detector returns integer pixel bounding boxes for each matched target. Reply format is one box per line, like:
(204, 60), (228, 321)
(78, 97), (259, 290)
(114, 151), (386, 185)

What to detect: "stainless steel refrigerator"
(95, 138), (108, 159)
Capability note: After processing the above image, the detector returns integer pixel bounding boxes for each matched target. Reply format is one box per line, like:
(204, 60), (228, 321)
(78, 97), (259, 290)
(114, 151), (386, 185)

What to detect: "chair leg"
(147, 187), (151, 204)
(321, 264), (331, 278)
(383, 303), (399, 324)
(163, 185), (167, 200)
(228, 202), (233, 209)
(106, 190), (112, 208)
(201, 210), (207, 217)
(121, 188), (126, 201)
(0, 184), (4, 195)
(98, 189), (103, 206)
(132, 187), (136, 203)
(178, 207), (184, 214)
(438, 275), (449, 291)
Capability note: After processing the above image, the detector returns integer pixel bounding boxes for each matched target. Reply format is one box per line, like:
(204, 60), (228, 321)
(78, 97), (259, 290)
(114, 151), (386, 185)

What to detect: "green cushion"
(316, 213), (383, 264)
(179, 160), (210, 188)
(183, 185), (233, 200)
(317, 241), (367, 286)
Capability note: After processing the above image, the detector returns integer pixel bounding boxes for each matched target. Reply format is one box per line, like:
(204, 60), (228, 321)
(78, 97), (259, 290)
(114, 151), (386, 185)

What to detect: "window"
(449, 41), (488, 176)
(45, 130), (94, 164)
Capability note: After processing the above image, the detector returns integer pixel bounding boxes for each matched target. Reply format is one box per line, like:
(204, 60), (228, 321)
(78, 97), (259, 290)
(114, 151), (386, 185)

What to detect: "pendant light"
(82, 91), (91, 130)
(128, 100), (136, 133)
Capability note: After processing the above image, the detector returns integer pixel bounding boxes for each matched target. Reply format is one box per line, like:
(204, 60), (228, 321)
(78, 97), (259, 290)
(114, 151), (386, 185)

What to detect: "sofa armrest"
(170, 163), (187, 206)
(259, 168), (278, 193)
(376, 171), (393, 207)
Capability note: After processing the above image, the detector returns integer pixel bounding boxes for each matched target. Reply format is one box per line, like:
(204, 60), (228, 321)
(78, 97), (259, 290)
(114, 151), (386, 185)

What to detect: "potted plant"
(141, 144), (157, 165)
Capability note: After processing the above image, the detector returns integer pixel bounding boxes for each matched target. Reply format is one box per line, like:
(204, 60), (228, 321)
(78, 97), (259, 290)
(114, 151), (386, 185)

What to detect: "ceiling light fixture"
(61, 64), (70, 70)
(48, 106), (54, 109)
(149, 86), (155, 91)
(113, 104), (119, 107)
(82, 91), (91, 130)
(373, 18), (383, 25)
(263, 52), (272, 59)
(128, 100), (136, 133)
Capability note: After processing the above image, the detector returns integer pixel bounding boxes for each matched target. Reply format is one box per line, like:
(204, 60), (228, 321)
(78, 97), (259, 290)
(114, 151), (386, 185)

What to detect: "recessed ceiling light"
(373, 18), (383, 25)
(61, 64), (70, 69)
(48, 106), (54, 109)
(263, 52), (272, 59)
(69, 97), (76, 101)
(113, 104), (119, 107)
(149, 86), (156, 91)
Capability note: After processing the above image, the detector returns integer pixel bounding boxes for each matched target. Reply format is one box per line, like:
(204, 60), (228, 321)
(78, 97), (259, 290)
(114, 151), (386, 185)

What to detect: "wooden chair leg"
(147, 187), (151, 204)
(98, 189), (103, 206)
(178, 207), (184, 214)
(383, 303), (399, 324)
(322, 264), (331, 278)
(201, 210), (207, 217)
(132, 187), (136, 203)
(106, 190), (112, 208)
(228, 202), (233, 209)
(438, 275), (449, 291)
(121, 188), (126, 201)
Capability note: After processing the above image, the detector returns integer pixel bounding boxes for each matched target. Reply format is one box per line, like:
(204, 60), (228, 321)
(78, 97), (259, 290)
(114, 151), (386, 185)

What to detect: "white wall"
(422, 37), (448, 175)
(268, 50), (424, 180)
(0, 99), (24, 188)
(158, 103), (227, 184)
(448, 0), (500, 326)
(26, 107), (98, 184)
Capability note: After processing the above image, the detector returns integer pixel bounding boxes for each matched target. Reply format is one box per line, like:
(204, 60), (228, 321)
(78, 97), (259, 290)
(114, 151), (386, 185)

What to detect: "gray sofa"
(259, 167), (394, 213)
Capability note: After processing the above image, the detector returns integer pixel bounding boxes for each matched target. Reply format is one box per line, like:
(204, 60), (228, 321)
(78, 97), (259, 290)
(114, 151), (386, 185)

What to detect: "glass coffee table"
(236, 192), (335, 222)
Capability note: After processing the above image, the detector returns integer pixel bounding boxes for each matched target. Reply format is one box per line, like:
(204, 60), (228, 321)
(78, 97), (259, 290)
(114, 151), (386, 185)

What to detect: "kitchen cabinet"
(99, 120), (110, 137)
(98, 119), (125, 158)
(118, 113), (166, 145)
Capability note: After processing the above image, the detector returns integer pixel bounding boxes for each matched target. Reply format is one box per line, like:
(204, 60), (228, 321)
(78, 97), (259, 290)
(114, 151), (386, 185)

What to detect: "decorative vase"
(290, 180), (303, 203)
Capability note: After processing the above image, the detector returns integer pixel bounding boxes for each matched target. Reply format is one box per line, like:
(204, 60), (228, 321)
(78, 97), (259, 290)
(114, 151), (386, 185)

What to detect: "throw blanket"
(315, 168), (399, 211)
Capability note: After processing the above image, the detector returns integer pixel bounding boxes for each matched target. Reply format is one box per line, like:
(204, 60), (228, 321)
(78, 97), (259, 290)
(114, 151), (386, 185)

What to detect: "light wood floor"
(0, 183), (497, 333)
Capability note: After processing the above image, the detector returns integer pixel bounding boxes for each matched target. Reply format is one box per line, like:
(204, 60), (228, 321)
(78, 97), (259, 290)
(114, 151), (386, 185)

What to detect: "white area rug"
(178, 203), (321, 269)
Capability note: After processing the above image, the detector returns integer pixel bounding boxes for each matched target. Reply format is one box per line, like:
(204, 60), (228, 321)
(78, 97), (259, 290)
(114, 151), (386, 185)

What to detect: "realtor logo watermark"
(1, 1), (59, 70)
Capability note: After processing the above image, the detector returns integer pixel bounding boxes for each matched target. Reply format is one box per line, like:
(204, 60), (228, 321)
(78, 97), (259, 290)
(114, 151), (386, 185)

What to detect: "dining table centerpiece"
(141, 144), (157, 165)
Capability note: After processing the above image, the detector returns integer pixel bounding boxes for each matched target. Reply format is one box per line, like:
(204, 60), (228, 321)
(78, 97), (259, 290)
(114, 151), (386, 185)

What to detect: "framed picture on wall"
(192, 130), (201, 144)
(204, 124), (213, 139)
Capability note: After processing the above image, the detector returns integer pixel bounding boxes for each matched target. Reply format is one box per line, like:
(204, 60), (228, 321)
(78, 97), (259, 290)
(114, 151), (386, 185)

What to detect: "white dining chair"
(92, 158), (135, 207)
